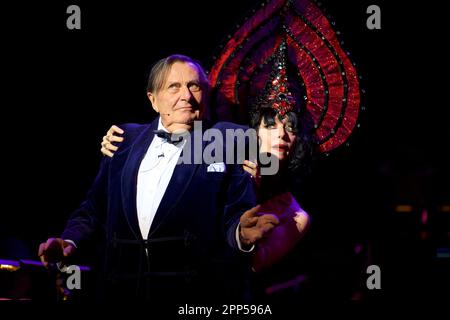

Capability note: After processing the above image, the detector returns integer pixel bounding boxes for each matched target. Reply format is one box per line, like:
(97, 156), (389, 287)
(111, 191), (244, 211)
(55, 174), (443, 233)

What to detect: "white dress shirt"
(135, 118), (253, 251)
(136, 118), (185, 240)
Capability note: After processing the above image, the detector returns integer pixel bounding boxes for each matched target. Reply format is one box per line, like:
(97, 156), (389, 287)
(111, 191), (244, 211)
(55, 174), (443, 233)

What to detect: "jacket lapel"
(120, 117), (159, 240)
(148, 122), (207, 238)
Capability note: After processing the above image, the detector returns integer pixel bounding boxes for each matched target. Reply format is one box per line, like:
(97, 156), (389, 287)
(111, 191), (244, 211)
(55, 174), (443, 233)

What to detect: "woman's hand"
(101, 125), (124, 157)
(243, 160), (261, 187)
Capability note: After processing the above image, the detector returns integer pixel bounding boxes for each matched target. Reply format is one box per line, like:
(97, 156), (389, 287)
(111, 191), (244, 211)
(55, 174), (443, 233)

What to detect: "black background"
(2, 0), (449, 303)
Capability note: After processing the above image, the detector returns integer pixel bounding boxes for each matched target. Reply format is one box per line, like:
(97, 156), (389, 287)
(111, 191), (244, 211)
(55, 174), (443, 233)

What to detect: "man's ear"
(147, 92), (159, 113)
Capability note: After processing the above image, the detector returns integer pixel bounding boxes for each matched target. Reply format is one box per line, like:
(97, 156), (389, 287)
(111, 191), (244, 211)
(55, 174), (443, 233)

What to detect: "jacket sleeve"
(61, 152), (111, 247)
(220, 124), (257, 250)
(223, 166), (257, 250)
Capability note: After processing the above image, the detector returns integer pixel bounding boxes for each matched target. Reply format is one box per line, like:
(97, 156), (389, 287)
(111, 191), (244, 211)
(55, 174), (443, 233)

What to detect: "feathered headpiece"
(209, 0), (361, 153)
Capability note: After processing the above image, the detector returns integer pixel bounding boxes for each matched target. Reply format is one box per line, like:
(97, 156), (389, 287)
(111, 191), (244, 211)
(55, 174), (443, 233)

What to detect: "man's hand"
(239, 205), (280, 246)
(38, 238), (76, 267)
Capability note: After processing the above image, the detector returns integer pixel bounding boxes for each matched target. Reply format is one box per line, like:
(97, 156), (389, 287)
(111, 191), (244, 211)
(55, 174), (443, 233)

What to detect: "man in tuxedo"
(38, 54), (278, 303)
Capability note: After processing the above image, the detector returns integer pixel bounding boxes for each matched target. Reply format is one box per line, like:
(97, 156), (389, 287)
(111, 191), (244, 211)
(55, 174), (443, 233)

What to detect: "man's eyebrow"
(166, 81), (181, 87)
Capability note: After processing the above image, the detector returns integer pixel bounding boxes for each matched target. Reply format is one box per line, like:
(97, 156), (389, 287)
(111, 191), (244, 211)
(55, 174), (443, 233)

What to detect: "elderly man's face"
(148, 61), (205, 132)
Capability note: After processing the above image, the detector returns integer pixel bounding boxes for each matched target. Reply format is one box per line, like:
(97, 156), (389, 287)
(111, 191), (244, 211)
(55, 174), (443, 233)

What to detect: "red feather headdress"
(209, 0), (361, 153)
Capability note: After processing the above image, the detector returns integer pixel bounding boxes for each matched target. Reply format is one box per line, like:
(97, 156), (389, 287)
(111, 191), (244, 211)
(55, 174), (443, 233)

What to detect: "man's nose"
(180, 86), (193, 101)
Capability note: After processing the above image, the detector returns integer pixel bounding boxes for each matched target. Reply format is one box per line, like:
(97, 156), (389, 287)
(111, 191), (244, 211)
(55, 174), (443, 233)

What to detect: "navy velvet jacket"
(61, 116), (256, 301)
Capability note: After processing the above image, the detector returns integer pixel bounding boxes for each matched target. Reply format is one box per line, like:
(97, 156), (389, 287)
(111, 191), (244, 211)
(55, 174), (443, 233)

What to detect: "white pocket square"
(207, 162), (226, 173)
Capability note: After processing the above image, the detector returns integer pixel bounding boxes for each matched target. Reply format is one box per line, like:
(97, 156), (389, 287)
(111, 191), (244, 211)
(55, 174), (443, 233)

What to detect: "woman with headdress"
(239, 40), (316, 273)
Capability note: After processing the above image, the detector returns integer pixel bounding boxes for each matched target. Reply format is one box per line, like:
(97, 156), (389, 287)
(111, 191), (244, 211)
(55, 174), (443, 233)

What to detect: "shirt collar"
(156, 116), (186, 148)
(158, 117), (169, 133)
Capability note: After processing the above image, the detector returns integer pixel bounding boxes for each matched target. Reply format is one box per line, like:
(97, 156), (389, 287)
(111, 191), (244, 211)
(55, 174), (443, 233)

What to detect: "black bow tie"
(153, 130), (183, 145)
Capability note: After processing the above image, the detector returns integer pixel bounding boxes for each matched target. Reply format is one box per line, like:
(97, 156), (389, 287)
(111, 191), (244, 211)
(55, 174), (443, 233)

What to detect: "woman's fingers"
(243, 160), (257, 178)
(104, 143), (118, 151)
(105, 125), (125, 143)
(101, 146), (115, 158)
(109, 125), (124, 135)
(106, 125), (124, 137)
(243, 160), (257, 168)
(100, 136), (117, 157)
(108, 135), (124, 143)
(100, 125), (125, 157)
(243, 165), (256, 177)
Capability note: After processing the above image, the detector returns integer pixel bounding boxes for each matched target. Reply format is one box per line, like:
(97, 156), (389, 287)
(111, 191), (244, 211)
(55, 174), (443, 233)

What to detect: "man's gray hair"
(146, 54), (209, 94)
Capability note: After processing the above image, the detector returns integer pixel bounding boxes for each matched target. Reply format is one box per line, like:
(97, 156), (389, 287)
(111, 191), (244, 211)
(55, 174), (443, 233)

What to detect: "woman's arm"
(251, 192), (310, 272)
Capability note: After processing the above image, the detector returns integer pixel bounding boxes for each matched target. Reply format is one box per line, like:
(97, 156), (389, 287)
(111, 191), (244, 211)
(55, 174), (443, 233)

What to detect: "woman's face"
(258, 116), (297, 162)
